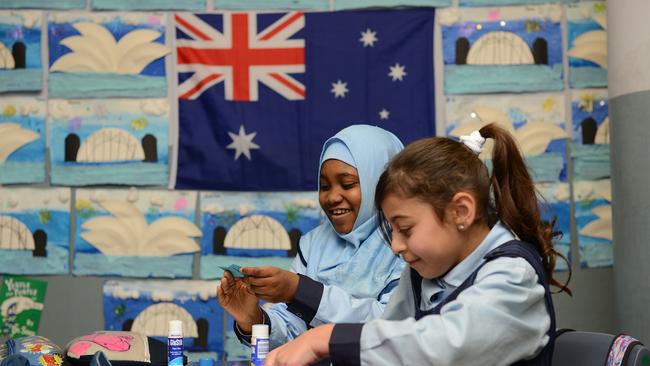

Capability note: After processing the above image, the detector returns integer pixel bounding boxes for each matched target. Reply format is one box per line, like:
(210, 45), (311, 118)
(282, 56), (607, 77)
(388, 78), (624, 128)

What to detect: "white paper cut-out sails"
(0, 123), (39, 163)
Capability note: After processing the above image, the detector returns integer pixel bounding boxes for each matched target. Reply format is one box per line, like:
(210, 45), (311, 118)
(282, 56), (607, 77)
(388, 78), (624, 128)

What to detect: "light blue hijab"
(298, 124), (405, 298)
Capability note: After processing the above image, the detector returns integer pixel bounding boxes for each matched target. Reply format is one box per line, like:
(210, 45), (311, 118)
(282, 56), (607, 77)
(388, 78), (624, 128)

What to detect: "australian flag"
(175, 8), (435, 190)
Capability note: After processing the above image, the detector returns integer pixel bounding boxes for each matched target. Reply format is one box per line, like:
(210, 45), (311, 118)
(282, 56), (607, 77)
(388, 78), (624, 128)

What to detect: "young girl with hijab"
(266, 124), (571, 366)
(217, 124), (406, 350)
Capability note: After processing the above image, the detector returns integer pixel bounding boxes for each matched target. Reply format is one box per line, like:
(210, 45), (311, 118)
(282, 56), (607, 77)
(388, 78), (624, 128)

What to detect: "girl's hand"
(217, 270), (262, 334)
(265, 324), (334, 366)
(241, 266), (300, 303)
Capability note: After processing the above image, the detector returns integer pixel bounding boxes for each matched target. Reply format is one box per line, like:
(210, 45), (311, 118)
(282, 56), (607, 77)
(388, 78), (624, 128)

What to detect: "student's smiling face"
(319, 159), (362, 234)
(381, 192), (465, 279)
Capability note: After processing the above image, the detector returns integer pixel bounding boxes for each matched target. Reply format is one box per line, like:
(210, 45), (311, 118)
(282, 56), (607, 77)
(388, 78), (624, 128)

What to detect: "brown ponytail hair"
(375, 123), (571, 295)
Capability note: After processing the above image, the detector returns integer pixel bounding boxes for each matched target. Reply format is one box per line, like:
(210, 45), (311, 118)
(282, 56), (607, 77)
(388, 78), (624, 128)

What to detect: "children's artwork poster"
(0, 11), (42, 92)
(74, 188), (199, 278)
(214, 0), (328, 10)
(571, 89), (609, 181)
(199, 191), (322, 279)
(574, 179), (612, 268)
(567, 2), (607, 88)
(0, 98), (46, 184)
(0, 275), (47, 338)
(459, 0), (574, 6)
(91, 0), (205, 11)
(0, 1), (84, 10)
(103, 280), (223, 354)
(48, 12), (170, 98)
(334, 0), (450, 10)
(536, 182), (571, 271)
(48, 99), (169, 186)
(445, 92), (569, 182)
(440, 5), (563, 94)
(0, 188), (70, 275)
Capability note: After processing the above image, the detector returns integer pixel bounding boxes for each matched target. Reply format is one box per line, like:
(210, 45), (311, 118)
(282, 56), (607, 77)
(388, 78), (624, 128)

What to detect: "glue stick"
(168, 320), (184, 366)
(251, 324), (269, 366)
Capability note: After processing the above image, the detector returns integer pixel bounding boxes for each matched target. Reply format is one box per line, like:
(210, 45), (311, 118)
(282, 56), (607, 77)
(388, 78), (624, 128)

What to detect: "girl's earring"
(458, 224), (465, 231)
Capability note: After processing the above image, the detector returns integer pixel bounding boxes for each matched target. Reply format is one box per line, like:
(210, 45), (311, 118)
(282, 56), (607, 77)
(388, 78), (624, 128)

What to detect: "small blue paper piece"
(219, 265), (244, 278)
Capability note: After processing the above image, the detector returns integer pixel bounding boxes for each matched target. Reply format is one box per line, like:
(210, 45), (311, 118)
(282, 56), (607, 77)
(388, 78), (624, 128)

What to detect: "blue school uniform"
(329, 222), (556, 366)
(234, 125), (405, 349)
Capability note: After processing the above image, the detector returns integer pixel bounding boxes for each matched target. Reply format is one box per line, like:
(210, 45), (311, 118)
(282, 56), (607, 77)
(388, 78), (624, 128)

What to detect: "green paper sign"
(0, 275), (48, 338)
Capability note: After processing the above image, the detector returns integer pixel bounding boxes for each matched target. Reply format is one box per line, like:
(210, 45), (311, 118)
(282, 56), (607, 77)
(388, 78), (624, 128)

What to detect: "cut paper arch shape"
(50, 22), (170, 74)
(581, 204), (612, 240)
(449, 107), (568, 159)
(568, 14), (607, 68)
(75, 128), (145, 162)
(458, 32), (548, 66)
(130, 303), (199, 338)
(223, 215), (292, 250)
(0, 42), (15, 69)
(1, 296), (44, 319)
(80, 200), (201, 256)
(0, 123), (40, 163)
(0, 215), (35, 250)
(581, 116), (609, 145)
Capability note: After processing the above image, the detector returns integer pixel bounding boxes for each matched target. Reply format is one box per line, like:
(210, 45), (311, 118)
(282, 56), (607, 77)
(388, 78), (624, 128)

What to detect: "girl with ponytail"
(265, 123), (571, 366)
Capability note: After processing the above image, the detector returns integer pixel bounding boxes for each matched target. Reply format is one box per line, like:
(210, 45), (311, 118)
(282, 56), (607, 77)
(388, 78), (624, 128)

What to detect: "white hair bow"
(459, 130), (485, 155)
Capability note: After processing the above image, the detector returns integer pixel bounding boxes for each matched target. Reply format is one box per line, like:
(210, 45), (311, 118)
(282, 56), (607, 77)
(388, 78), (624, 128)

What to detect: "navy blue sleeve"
(329, 323), (363, 366)
(233, 308), (272, 344)
(286, 274), (324, 324)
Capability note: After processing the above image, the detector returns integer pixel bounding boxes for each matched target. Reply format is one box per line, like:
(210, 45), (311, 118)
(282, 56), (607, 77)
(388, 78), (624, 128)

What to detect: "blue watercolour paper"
(446, 93), (568, 182)
(0, 11), (42, 92)
(48, 99), (169, 186)
(335, 0), (450, 10)
(571, 89), (609, 180)
(74, 188), (199, 278)
(574, 179), (612, 268)
(48, 12), (169, 98)
(536, 182), (571, 271)
(460, 0), (575, 6)
(440, 6), (563, 94)
(0, 98), (46, 184)
(567, 2), (607, 88)
(0, 188), (71, 275)
(200, 191), (322, 279)
(103, 280), (223, 353)
(219, 265), (244, 278)
(0, 0), (84, 9)
(216, 0), (329, 10)
(93, 0), (206, 10)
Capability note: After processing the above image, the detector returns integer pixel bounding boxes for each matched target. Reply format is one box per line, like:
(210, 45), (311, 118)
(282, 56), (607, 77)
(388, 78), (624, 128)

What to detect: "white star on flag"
(331, 80), (349, 98)
(379, 108), (390, 120)
(227, 125), (260, 160)
(359, 29), (378, 47)
(388, 63), (407, 81)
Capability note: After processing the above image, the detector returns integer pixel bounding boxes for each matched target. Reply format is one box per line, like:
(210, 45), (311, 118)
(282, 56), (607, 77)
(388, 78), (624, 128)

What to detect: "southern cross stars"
(227, 125), (260, 160)
(359, 28), (378, 47)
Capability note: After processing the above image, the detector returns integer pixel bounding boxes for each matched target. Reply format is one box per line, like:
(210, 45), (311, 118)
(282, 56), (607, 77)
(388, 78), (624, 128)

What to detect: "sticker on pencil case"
(219, 265), (245, 278)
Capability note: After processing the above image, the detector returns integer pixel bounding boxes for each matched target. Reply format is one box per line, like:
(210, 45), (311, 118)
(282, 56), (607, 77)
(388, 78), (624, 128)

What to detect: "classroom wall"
(1, 0), (624, 353)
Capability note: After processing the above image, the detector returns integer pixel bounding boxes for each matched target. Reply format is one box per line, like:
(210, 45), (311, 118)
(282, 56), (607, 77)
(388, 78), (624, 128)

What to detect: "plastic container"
(251, 324), (269, 366)
(168, 320), (184, 366)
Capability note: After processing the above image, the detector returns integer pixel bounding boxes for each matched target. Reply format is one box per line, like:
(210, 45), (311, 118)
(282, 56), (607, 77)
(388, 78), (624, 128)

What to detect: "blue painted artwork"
(0, 0), (84, 9)
(0, 99), (46, 184)
(48, 99), (169, 186)
(335, 0), (449, 10)
(0, 188), (71, 275)
(460, 0), (574, 6)
(446, 93), (569, 182)
(103, 280), (224, 354)
(571, 89), (609, 181)
(93, 0), (205, 10)
(0, 11), (42, 92)
(536, 182), (571, 272)
(574, 180), (612, 268)
(199, 191), (322, 279)
(73, 189), (199, 278)
(216, 0), (329, 10)
(48, 13), (169, 98)
(440, 6), (563, 94)
(567, 2), (607, 88)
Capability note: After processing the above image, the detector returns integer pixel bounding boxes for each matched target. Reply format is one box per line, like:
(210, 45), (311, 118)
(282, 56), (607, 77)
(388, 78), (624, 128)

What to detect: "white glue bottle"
(168, 320), (184, 366)
(251, 324), (269, 366)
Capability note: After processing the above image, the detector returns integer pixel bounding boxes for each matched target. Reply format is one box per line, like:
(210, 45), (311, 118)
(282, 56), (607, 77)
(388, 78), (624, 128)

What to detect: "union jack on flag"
(175, 12), (305, 101)
(175, 9), (436, 191)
